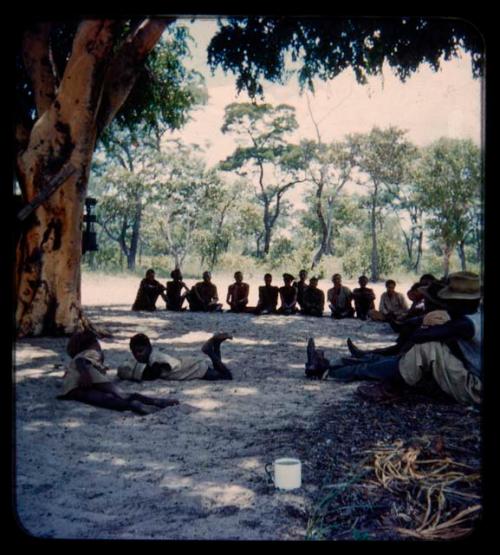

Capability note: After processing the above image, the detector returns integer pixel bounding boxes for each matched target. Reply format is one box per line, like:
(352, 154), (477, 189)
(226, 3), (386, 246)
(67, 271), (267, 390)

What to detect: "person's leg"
(329, 356), (404, 384)
(202, 366), (225, 381)
(201, 333), (233, 379)
(347, 337), (401, 358)
(93, 383), (177, 410)
(69, 388), (130, 411)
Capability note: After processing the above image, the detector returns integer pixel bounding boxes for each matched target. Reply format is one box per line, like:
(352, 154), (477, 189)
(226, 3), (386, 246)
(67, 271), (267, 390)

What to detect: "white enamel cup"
(265, 457), (302, 490)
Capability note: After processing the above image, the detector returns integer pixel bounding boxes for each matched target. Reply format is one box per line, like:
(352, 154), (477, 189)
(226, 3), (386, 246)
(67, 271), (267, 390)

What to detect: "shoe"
(306, 338), (316, 369)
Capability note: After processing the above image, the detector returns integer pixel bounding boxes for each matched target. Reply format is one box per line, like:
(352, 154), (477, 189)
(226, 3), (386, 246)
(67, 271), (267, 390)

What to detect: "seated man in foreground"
(305, 271), (482, 406)
(254, 273), (279, 315)
(300, 277), (325, 317)
(132, 269), (167, 311)
(119, 332), (234, 381)
(58, 331), (179, 415)
(187, 271), (223, 312)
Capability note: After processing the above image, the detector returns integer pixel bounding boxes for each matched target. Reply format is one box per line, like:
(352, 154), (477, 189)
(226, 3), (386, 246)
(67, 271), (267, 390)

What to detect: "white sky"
(167, 18), (483, 171)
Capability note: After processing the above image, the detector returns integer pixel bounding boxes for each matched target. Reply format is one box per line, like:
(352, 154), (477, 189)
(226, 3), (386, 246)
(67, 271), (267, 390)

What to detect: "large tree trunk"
(15, 19), (169, 337)
(127, 198), (142, 271)
(16, 131), (96, 336)
(457, 241), (467, 271)
(442, 244), (453, 277)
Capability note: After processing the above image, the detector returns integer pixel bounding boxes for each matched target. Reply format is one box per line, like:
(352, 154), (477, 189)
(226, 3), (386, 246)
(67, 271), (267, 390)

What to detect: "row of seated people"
(61, 271), (482, 413)
(132, 268), (438, 323)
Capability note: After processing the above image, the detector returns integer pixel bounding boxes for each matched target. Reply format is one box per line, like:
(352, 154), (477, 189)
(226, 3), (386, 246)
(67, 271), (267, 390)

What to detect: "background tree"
(14, 19), (204, 336)
(219, 102), (306, 257)
(416, 138), (481, 276)
(347, 126), (417, 281)
(389, 168), (426, 273)
(300, 138), (355, 269)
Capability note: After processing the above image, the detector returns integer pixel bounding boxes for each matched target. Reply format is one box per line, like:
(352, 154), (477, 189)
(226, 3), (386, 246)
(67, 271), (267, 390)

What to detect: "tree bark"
(443, 244), (453, 277)
(457, 241), (467, 271)
(15, 19), (168, 337)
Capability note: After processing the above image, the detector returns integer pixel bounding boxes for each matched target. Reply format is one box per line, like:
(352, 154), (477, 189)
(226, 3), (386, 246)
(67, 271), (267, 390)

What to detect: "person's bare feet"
(202, 333), (233, 355)
(157, 398), (180, 408)
(130, 400), (163, 415)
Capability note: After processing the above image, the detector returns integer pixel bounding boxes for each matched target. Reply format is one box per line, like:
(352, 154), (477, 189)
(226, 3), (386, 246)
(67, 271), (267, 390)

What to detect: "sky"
(167, 18), (483, 171)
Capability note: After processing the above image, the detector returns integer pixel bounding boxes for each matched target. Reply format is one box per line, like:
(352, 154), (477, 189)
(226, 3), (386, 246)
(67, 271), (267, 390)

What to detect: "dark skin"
(226, 272), (249, 310)
(131, 334), (234, 380)
(68, 340), (179, 414)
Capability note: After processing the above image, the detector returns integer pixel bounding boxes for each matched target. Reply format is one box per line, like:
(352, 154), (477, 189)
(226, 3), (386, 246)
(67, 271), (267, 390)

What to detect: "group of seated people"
(59, 271), (482, 414)
(131, 267), (437, 323)
(59, 270), (482, 413)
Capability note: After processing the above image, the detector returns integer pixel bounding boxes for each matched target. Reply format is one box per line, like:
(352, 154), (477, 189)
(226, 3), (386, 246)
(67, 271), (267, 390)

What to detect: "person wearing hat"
(305, 272), (482, 405)
(58, 331), (179, 415)
(166, 269), (190, 311)
(187, 271), (223, 312)
(300, 277), (325, 317)
(346, 278), (449, 360)
(118, 332), (234, 382)
(278, 273), (298, 315)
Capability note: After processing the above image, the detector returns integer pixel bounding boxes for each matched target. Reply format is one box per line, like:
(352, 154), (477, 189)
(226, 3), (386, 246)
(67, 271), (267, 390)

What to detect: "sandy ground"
(14, 273), (413, 540)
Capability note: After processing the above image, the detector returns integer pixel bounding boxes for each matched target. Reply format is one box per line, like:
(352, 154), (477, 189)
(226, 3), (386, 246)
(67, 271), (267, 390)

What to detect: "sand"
(14, 273), (412, 540)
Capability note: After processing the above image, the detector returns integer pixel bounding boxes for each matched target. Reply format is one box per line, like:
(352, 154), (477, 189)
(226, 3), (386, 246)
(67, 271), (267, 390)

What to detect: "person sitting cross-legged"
(57, 331), (179, 415)
(187, 271), (223, 312)
(119, 332), (234, 382)
(327, 273), (354, 319)
(166, 269), (190, 311)
(278, 273), (298, 315)
(226, 271), (250, 313)
(294, 269), (309, 312)
(254, 273), (279, 315)
(132, 269), (167, 311)
(305, 272), (482, 406)
(369, 279), (408, 322)
(351, 275), (376, 321)
(300, 277), (325, 317)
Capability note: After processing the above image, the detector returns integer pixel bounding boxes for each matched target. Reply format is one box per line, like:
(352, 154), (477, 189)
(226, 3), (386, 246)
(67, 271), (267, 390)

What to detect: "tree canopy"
(208, 16), (483, 98)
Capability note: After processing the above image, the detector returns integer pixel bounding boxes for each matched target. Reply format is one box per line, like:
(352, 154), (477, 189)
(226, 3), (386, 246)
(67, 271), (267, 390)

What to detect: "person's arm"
(74, 358), (95, 389)
(212, 285), (219, 303)
(226, 285), (232, 305)
(399, 292), (409, 311)
(411, 317), (475, 344)
(379, 293), (388, 314)
(238, 284), (249, 305)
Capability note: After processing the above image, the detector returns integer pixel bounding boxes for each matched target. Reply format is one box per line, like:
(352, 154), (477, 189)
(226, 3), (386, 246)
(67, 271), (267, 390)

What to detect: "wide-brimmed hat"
(438, 272), (481, 300)
(418, 280), (448, 308)
(422, 310), (451, 327)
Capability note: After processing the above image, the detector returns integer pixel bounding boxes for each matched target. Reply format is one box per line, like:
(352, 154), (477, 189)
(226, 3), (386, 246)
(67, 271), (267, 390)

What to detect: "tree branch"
(96, 18), (174, 136)
(22, 22), (57, 117)
(56, 20), (117, 124)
